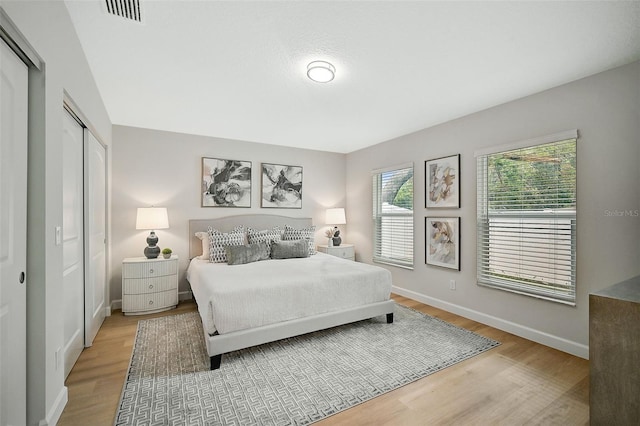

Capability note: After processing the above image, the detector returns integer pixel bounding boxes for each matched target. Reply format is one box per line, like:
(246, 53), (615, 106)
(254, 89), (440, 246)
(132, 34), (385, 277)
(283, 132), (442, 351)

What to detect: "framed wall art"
(425, 216), (460, 270)
(201, 157), (252, 207)
(425, 154), (460, 208)
(261, 163), (303, 208)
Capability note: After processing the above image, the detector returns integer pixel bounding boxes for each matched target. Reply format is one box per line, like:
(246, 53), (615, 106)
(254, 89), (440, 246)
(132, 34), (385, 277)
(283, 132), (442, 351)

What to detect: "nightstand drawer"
(122, 290), (178, 313)
(316, 244), (355, 261)
(331, 246), (354, 259)
(123, 275), (177, 295)
(123, 259), (177, 278)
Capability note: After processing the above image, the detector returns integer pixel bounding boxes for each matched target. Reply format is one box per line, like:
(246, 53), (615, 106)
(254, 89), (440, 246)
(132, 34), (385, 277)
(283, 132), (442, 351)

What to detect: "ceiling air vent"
(105, 0), (143, 23)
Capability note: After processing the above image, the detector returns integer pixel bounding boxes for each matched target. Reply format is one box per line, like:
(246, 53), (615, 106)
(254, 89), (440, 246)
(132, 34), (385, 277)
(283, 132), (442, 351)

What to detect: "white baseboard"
(110, 291), (192, 313)
(111, 299), (122, 312)
(392, 286), (589, 359)
(38, 386), (67, 426)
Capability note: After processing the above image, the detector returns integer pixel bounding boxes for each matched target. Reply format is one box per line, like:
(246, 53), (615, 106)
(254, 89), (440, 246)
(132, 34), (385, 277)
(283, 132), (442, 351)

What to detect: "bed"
(186, 215), (395, 370)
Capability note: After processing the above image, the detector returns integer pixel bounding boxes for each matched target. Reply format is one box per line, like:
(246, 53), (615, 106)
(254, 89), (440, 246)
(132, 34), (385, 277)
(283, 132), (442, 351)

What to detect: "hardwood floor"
(58, 295), (589, 425)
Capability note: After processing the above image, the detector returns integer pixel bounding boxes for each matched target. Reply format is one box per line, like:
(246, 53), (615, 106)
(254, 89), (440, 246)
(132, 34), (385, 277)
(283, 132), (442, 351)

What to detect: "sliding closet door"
(0, 37), (28, 426)
(84, 131), (106, 345)
(62, 109), (85, 378)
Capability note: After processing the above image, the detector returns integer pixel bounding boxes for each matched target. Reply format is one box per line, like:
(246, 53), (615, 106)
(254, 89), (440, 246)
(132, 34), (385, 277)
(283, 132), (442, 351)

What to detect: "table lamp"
(325, 208), (346, 247)
(136, 207), (169, 259)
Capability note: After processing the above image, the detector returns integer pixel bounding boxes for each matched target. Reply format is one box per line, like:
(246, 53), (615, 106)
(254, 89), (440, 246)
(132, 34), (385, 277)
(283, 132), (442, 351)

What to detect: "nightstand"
(317, 244), (355, 261)
(122, 256), (178, 315)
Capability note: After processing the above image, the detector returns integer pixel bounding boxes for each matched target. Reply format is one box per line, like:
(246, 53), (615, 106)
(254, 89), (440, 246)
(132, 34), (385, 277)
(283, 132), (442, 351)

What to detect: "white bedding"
(186, 252), (392, 335)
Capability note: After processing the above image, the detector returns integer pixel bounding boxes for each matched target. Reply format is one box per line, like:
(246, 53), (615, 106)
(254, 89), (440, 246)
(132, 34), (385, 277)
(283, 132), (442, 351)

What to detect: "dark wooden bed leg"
(386, 313), (394, 323)
(210, 354), (222, 370)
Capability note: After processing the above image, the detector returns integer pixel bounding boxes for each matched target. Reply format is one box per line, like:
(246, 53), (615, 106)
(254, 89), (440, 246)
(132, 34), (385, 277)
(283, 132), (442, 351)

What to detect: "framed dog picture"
(425, 216), (460, 270)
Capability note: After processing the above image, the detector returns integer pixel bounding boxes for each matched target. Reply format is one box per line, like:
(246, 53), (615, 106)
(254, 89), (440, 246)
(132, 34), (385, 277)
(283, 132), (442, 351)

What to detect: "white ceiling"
(64, 1), (640, 154)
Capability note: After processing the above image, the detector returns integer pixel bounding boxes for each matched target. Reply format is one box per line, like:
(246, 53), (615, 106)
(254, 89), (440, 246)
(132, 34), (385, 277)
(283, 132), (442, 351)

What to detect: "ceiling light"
(307, 61), (335, 83)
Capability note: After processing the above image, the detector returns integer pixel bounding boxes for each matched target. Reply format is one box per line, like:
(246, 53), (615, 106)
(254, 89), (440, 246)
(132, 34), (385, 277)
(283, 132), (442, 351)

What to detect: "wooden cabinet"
(317, 244), (355, 261)
(122, 256), (178, 315)
(589, 275), (640, 425)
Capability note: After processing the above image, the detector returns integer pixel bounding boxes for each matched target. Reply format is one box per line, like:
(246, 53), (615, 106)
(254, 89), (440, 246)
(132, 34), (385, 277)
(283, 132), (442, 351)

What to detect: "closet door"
(62, 109), (85, 378)
(0, 37), (28, 426)
(84, 131), (106, 345)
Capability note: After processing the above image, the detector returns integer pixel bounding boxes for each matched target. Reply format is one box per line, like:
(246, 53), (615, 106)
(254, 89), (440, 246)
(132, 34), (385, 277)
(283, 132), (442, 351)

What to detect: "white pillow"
(194, 231), (209, 260)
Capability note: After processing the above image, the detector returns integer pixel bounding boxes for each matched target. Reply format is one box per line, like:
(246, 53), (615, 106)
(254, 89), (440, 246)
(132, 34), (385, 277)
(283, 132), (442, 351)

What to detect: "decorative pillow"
(207, 226), (245, 263)
(247, 226), (282, 245)
(282, 224), (316, 256)
(194, 231), (210, 260)
(270, 239), (310, 259)
(225, 242), (271, 266)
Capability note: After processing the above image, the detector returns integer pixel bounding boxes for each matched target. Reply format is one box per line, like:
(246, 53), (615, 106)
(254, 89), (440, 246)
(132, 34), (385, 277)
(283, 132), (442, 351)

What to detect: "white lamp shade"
(325, 208), (346, 225)
(136, 207), (169, 230)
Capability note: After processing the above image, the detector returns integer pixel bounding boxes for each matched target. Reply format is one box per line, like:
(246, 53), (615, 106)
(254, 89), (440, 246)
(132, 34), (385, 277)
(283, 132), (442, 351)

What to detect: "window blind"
(476, 132), (577, 305)
(372, 163), (414, 269)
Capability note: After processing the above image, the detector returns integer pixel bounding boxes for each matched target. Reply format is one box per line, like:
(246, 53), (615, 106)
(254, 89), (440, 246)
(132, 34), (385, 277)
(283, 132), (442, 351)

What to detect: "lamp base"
(332, 226), (342, 246)
(144, 246), (160, 259)
(144, 231), (160, 259)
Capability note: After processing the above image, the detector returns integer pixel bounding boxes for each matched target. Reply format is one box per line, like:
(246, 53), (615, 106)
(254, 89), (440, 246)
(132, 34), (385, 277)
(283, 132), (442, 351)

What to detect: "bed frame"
(188, 214), (395, 370)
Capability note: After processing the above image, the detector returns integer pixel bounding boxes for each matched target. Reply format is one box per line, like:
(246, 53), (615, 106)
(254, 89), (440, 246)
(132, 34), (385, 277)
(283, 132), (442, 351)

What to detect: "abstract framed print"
(261, 163), (303, 208)
(425, 216), (460, 270)
(201, 157), (252, 207)
(425, 154), (460, 208)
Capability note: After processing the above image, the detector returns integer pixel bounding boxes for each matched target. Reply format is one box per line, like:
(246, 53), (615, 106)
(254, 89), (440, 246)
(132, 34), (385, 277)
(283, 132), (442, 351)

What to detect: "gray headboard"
(189, 215), (313, 259)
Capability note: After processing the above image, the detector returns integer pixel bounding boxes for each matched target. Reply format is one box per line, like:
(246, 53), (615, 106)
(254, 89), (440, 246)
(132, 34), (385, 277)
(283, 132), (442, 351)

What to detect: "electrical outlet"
(449, 279), (456, 290)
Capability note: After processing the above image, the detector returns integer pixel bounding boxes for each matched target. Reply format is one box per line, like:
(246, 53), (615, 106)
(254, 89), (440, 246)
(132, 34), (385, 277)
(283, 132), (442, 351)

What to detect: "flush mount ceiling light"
(307, 61), (336, 83)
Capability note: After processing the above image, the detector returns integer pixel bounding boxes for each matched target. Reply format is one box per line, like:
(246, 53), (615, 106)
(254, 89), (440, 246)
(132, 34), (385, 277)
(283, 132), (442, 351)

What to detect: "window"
(476, 130), (577, 305)
(372, 163), (414, 269)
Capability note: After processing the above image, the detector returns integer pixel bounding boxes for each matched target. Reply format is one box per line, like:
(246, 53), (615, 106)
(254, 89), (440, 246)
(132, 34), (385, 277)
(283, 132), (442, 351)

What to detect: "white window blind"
(372, 163), (414, 269)
(476, 131), (577, 305)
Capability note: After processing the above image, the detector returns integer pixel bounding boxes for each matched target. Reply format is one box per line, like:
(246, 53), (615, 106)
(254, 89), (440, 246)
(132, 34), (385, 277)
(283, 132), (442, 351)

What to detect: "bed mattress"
(186, 252), (392, 335)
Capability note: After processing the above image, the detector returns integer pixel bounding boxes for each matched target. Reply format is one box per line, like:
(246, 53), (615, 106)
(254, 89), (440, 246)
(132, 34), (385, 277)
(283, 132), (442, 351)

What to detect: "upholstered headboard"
(189, 215), (313, 259)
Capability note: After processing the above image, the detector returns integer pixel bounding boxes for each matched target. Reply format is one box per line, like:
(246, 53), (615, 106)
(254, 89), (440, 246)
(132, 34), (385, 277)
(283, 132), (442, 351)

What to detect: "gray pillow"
(270, 239), (309, 259)
(225, 242), (270, 265)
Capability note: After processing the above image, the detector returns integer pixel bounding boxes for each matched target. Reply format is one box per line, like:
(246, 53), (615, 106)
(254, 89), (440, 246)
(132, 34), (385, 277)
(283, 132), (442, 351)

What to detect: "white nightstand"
(317, 244), (355, 261)
(122, 255), (179, 315)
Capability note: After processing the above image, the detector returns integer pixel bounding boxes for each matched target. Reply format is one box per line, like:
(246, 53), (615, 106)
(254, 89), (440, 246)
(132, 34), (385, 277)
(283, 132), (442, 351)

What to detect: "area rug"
(114, 305), (499, 425)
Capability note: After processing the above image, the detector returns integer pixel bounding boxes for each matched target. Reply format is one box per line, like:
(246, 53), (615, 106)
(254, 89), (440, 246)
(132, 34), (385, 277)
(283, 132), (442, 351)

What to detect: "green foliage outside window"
(393, 176), (413, 209)
(487, 140), (576, 210)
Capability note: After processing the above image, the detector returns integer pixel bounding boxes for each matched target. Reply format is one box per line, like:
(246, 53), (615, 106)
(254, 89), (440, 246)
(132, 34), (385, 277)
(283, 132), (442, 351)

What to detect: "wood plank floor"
(58, 295), (589, 425)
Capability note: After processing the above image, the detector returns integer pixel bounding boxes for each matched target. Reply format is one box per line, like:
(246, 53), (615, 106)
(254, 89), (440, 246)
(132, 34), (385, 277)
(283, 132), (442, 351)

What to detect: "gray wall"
(1, 1), (112, 424)
(346, 61), (640, 358)
(110, 126), (347, 302)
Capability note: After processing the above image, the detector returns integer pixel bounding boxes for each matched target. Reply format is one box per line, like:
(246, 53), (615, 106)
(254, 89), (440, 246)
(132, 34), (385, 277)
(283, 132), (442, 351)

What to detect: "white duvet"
(186, 252), (392, 335)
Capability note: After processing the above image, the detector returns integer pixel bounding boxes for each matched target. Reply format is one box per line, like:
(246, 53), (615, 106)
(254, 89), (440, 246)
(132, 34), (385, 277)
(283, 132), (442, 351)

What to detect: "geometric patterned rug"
(114, 305), (499, 425)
